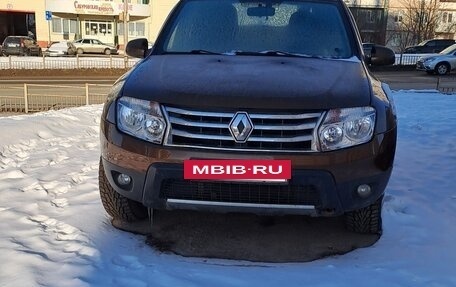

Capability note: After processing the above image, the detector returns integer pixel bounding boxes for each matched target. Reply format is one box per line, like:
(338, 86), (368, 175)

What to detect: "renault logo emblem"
(229, 112), (253, 143)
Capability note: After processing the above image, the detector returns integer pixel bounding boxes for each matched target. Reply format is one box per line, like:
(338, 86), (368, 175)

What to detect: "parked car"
(73, 39), (118, 55)
(403, 39), (455, 54)
(1, 36), (42, 56)
(416, 44), (456, 75)
(99, 0), (397, 234)
(363, 43), (396, 65)
(45, 41), (77, 57)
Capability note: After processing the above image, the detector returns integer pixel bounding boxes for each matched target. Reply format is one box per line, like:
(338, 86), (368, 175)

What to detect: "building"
(345, 0), (389, 45)
(0, 0), (179, 48)
(386, 0), (456, 52)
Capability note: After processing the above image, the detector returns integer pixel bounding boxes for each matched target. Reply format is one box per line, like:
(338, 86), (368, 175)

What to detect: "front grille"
(163, 106), (323, 152)
(161, 179), (321, 206)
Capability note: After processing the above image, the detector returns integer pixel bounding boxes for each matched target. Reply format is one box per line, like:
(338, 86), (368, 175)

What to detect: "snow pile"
(0, 92), (455, 286)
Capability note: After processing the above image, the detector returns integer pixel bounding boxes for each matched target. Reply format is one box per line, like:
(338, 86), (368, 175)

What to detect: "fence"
(0, 55), (139, 70)
(0, 54), (425, 69)
(437, 77), (456, 93)
(394, 54), (422, 66)
(0, 84), (111, 113)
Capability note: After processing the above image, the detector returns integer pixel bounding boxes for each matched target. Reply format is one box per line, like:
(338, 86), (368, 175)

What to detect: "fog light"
(117, 174), (131, 186)
(357, 184), (372, 198)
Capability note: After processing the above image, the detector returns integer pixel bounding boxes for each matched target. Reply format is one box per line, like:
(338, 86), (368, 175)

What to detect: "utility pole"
(123, 0), (129, 51)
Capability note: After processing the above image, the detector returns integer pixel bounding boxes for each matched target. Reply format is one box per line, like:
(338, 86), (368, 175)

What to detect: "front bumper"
(101, 120), (396, 216)
(416, 60), (434, 71)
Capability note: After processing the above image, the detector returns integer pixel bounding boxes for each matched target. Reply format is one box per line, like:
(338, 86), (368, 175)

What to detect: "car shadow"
(114, 210), (379, 263)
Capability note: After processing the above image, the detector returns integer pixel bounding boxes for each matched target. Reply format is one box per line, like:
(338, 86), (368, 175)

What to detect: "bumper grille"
(163, 106), (323, 152)
(160, 179), (321, 206)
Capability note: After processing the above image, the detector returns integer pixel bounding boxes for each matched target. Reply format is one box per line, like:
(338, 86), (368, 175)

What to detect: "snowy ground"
(0, 91), (455, 286)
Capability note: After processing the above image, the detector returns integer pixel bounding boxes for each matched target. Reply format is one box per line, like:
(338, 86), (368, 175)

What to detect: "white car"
(73, 39), (118, 55)
(45, 41), (76, 57)
(416, 44), (456, 75)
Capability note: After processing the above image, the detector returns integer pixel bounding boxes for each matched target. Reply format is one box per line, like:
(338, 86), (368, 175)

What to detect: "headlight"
(424, 57), (436, 62)
(318, 107), (375, 151)
(117, 97), (167, 144)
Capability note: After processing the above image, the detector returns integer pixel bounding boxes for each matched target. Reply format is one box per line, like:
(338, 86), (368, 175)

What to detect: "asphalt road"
(1, 70), (451, 90)
(0, 77), (115, 113)
(372, 70), (456, 90)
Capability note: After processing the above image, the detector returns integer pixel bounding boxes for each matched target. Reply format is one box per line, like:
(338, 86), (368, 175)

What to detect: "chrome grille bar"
(249, 112), (322, 119)
(169, 117), (228, 128)
(163, 106), (324, 152)
(166, 106), (234, 118)
(254, 122), (317, 130)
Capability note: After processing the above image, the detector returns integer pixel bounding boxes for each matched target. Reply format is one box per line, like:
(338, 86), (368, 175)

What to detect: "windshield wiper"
(230, 50), (315, 58)
(189, 49), (222, 55)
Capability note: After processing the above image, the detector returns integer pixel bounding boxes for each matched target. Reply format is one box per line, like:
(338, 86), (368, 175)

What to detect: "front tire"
(77, 48), (84, 55)
(99, 160), (148, 222)
(435, 62), (450, 75)
(345, 196), (383, 234)
(104, 48), (111, 55)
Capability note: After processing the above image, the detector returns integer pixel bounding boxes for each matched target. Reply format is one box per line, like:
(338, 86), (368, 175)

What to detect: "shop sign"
(74, 1), (115, 15)
(45, 0), (150, 17)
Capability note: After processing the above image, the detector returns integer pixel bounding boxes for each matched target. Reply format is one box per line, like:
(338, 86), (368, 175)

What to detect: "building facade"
(386, 0), (456, 52)
(345, 0), (389, 45)
(0, 0), (178, 48)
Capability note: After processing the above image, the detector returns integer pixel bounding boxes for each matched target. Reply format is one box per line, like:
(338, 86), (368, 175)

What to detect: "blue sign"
(45, 11), (52, 21)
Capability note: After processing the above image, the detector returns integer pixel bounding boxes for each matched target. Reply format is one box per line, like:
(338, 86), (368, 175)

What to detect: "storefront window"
(118, 22), (146, 37)
(63, 20), (69, 33)
(52, 18), (78, 34)
(136, 22), (145, 36)
(52, 18), (62, 33)
(70, 20), (78, 34)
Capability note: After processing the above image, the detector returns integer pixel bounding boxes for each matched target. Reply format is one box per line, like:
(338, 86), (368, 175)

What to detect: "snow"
(0, 91), (455, 286)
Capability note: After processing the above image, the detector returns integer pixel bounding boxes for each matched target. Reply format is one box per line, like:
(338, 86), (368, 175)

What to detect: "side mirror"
(126, 38), (149, 58)
(363, 43), (395, 66)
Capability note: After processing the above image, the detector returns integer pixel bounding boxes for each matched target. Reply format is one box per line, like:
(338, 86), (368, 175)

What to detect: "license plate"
(184, 159), (291, 181)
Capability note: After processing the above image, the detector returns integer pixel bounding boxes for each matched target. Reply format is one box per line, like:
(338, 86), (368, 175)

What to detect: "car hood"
(420, 53), (441, 60)
(123, 55), (372, 110)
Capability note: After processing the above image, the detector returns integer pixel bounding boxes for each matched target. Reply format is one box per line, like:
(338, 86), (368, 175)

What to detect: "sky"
(0, 90), (455, 287)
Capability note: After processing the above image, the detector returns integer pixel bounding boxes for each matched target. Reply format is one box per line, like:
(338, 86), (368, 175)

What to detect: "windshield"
(418, 40), (428, 46)
(160, 0), (353, 58)
(439, 44), (456, 55)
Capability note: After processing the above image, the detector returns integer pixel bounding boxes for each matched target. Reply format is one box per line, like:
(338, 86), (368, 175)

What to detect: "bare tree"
(388, 0), (445, 51)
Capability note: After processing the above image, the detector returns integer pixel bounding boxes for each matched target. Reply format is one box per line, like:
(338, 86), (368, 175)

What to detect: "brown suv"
(99, 0), (397, 234)
(1, 36), (42, 56)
